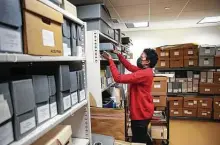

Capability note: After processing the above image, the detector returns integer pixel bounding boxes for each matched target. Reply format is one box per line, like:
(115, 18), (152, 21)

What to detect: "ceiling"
(103, 0), (220, 31)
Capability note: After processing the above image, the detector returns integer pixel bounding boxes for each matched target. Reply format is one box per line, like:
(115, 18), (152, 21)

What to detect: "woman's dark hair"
(143, 48), (158, 68)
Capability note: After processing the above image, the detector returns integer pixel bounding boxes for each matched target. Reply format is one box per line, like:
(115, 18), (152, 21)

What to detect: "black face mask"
(137, 57), (144, 69)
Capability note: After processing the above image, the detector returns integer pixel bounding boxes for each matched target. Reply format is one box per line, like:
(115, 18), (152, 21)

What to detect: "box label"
(207, 79), (213, 83)
(0, 100), (11, 124)
(161, 61), (165, 67)
(107, 78), (112, 85)
(0, 27), (22, 52)
(63, 43), (71, 56)
(174, 51), (179, 56)
(20, 117), (36, 134)
(189, 61), (194, 66)
(80, 90), (86, 101)
(205, 49), (210, 54)
(160, 52), (165, 56)
(174, 102), (179, 106)
(50, 102), (57, 118)
(37, 104), (50, 124)
(168, 89), (172, 93)
(188, 50), (193, 55)
(71, 92), (78, 105)
(153, 99), (160, 103)
(42, 29), (55, 47)
(188, 111), (192, 115)
(76, 46), (83, 57)
(202, 103), (207, 106)
(201, 78), (206, 83)
(165, 52), (169, 56)
(205, 88), (210, 92)
(174, 111), (179, 115)
(202, 112), (207, 116)
(204, 60), (209, 65)
(154, 84), (161, 88)
(188, 102), (194, 106)
(63, 95), (71, 111)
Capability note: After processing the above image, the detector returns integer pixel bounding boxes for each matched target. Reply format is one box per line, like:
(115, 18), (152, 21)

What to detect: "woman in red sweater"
(102, 48), (158, 145)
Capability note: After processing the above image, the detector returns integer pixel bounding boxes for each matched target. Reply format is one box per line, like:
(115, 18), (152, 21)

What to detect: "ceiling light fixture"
(133, 22), (149, 27)
(198, 16), (220, 24)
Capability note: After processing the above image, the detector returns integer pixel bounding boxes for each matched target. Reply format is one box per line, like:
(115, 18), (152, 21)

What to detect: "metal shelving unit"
(1, 1), (92, 145)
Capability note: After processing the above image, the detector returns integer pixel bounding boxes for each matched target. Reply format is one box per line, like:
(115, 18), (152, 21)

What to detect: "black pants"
(131, 120), (152, 145)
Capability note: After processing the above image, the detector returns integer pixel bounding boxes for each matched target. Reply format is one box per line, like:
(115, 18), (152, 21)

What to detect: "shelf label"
(202, 103), (207, 106)
(205, 49), (211, 54)
(20, 117), (36, 134)
(42, 29), (55, 47)
(153, 99), (160, 103)
(63, 95), (71, 111)
(37, 104), (50, 124)
(188, 50), (193, 55)
(154, 84), (161, 88)
(50, 102), (58, 118)
(71, 92), (78, 105)
(174, 51), (179, 56)
(0, 27), (22, 52)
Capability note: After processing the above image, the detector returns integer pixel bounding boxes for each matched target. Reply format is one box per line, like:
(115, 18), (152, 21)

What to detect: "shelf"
(0, 53), (85, 63)
(72, 138), (90, 145)
(102, 82), (116, 92)
(39, 0), (84, 25)
(170, 116), (220, 123)
(99, 32), (119, 45)
(11, 100), (88, 145)
(167, 93), (220, 97)
(156, 67), (220, 71)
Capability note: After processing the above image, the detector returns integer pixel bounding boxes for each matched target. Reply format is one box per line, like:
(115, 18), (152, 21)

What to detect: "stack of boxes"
(214, 97), (220, 120)
(183, 45), (198, 67)
(156, 47), (170, 68)
(170, 46), (184, 68)
(199, 45), (216, 67)
(100, 66), (114, 89)
(215, 46), (220, 66)
(169, 97), (213, 119)
(151, 77), (168, 140)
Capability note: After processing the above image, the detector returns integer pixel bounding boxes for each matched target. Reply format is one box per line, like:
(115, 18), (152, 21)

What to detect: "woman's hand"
(102, 51), (112, 60)
(112, 48), (120, 54)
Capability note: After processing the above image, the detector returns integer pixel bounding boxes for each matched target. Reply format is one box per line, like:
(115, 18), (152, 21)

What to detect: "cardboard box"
(184, 56), (198, 67)
(183, 108), (197, 117)
(199, 46), (216, 56)
(151, 77), (167, 95)
(23, 0), (63, 56)
(156, 47), (169, 59)
(170, 47), (183, 58)
(0, 0), (22, 53)
(48, 76), (56, 97)
(199, 56), (214, 67)
(151, 126), (167, 140)
(197, 98), (212, 109)
(0, 121), (14, 145)
(207, 71), (214, 83)
(215, 84), (220, 94)
(183, 45), (198, 57)
(62, 0), (77, 17)
(215, 56), (220, 67)
(214, 72), (220, 84)
(156, 59), (170, 68)
(170, 108), (183, 117)
(170, 58), (184, 68)
(199, 83), (216, 94)
(32, 125), (72, 145)
(184, 97), (198, 108)
(214, 97), (220, 111)
(153, 96), (167, 107)
(214, 111), (220, 120)
(168, 97), (183, 108)
(197, 108), (212, 118)
(200, 72), (207, 83)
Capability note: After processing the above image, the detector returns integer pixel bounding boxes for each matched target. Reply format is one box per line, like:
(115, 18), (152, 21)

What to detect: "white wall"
(124, 26), (220, 64)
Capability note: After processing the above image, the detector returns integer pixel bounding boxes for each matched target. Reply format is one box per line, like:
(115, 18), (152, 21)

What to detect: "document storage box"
(57, 91), (71, 114)
(197, 108), (212, 119)
(170, 58), (184, 68)
(35, 101), (50, 125)
(170, 47), (183, 58)
(23, 0), (63, 56)
(86, 19), (114, 39)
(183, 108), (197, 117)
(77, 70), (86, 102)
(76, 25), (85, 56)
(156, 47), (170, 59)
(62, 0), (77, 17)
(183, 45), (198, 57)
(10, 79), (35, 116)
(153, 96), (167, 107)
(151, 126), (167, 139)
(14, 110), (36, 140)
(199, 45), (216, 56)
(100, 43), (114, 51)
(77, 4), (112, 27)
(184, 56), (198, 67)
(48, 76), (56, 97)
(170, 108), (183, 117)
(168, 97), (183, 108)
(71, 23), (77, 56)
(70, 71), (79, 106)
(0, 83), (13, 116)
(197, 98), (212, 109)
(199, 56), (214, 67)
(49, 95), (58, 118)
(184, 97), (198, 108)
(0, 0), (22, 53)
(214, 97), (220, 111)
(0, 121), (14, 145)
(214, 111), (220, 120)
(152, 77), (167, 95)
(157, 59), (170, 68)
(62, 19), (71, 56)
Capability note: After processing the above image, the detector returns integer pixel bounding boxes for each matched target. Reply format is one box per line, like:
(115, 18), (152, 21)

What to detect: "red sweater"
(109, 54), (154, 120)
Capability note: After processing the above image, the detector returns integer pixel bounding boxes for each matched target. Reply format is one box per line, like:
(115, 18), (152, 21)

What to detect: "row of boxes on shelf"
(0, 0), (85, 56)
(168, 96), (220, 120)
(101, 66), (113, 89)
(156, 44), (220, 68)
(0, 65), (85, 145)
